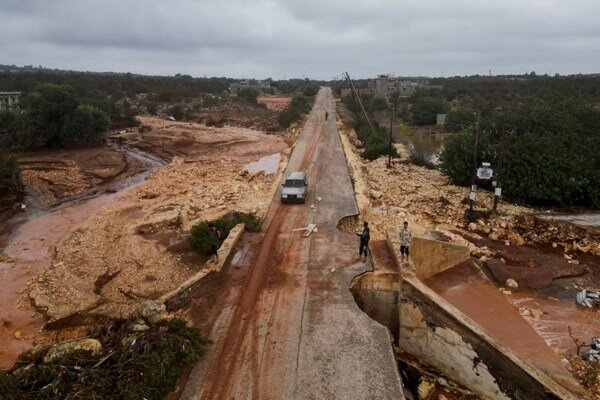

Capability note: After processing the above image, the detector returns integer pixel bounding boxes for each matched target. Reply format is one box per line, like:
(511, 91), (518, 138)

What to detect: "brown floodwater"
(0, 145), (161, 370)
(424, 261), (583, 394)
(507, 292), (600, 358)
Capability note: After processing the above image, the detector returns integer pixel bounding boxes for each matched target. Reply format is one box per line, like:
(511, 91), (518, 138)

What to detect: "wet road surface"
(189, 88), (404, 400)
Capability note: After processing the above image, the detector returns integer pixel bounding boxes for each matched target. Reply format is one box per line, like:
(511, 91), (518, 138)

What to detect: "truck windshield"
(284, 179), (304, 188)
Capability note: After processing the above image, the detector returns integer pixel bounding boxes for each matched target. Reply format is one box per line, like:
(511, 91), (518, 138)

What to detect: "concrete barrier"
(214, 223), (245, 272)
(159, 223), (245, 303)
(410, 236), (470, 280)
(385, 231), (584, 400)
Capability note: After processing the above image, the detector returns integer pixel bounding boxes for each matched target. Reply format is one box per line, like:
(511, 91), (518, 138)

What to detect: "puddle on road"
(243, 153), (280, 175)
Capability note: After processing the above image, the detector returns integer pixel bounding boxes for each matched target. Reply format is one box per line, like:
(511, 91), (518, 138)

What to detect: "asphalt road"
(188, 88), (404, 400)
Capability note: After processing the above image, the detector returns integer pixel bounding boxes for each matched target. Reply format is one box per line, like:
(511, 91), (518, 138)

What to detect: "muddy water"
(242, 153), (281, 175)
(507, 292), (600, 357)
(424, 261), (580, 391)
(0, 144), (162, 370)
(375, 112), (447, 167)
(537, 212), (600, 228)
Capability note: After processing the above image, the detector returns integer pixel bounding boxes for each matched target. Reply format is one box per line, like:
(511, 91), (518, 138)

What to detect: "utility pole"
(493, 109), (507, 213)
(388, 101), (394, 168)
(469, 111), (481, 213)
(345, 72), (373, 130)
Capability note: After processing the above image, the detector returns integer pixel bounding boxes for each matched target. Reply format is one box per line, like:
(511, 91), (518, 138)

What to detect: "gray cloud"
(1, 0), (600, 78)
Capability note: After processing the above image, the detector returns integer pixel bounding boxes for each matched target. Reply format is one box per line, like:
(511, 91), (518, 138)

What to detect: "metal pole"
(388, 101), (394, 168)
(493, 109), (507, 213)
(345, 72), (373, 130)
(469, 111), (481, 212)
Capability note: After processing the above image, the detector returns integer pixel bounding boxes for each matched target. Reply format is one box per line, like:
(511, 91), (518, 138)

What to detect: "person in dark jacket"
(208, 223), (221, 263)
(356, 221), (370, 261)
(325, 111), (329, 121)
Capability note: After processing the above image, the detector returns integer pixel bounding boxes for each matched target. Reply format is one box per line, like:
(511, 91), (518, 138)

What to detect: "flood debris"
(0, 318), (204, 400)
(292, 223), (317, 237)
(576, 289), (600, 308)
(584, 338), (600, 362)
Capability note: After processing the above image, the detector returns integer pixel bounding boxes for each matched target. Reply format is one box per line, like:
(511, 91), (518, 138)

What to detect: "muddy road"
(182, 88), (403, 400)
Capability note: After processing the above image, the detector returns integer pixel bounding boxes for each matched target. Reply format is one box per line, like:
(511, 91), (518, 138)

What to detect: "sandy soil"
(257, 96), (291, 112)
(24, 118), (290, 328)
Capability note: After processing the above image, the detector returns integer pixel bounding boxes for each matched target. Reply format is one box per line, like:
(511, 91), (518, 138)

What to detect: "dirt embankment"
(25, 118), (292, 327)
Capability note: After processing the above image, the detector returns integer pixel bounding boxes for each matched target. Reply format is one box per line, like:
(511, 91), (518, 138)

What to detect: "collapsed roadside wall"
(387, 233), (580, 400)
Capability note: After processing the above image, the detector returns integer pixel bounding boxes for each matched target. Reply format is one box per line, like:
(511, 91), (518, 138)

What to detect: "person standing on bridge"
(325, 111), (329, 121)
(399, 221), (413, 263)
(356, 221), (370, 261)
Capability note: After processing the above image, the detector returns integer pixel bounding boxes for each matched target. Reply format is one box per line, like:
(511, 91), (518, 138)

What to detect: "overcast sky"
(2, 0), (600, 79)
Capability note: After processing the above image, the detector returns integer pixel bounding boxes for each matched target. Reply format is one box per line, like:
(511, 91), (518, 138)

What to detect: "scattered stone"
(131, 323), (150, 332)
(142, 300), (167, 324)
(519, 307), (531, 317)
(500, 288), (512, 296)
(43, 338), (102, 363)
(417, 379), (436, 400)
(468, 222), (478, 231)
(505, 278), (518, 289)
(530, 308), (544, 319)
(14, 330), (22, 340)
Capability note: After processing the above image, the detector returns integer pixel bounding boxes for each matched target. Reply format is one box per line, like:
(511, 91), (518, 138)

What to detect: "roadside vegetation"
(440, 97), (600, 207)
(0, 83), (110, 150)
(0, 318), (204, 400)
(0, 155), (22, 198)
(189, 211), (261, 256)
(340, 95), (399, 161)
(277, 84), (318, 128)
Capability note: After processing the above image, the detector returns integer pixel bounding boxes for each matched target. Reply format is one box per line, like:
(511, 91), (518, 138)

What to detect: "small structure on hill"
(0, 91), (21, 111)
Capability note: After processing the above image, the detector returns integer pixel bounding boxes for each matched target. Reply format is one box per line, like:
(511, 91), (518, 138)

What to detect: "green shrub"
(2, 84), (111, 149)
(189, 212), (261, 256)
(0, 318), (204, 400)
(277, 94), (314, 128)
(62, 104), (111, 145)
(444, 106), (477, 132)
(355, 124), (399, 161)
(301, 84), (319, 97)
(440, 127), (600, 207)
(411, 96), (448, 125)
(237, 88), (260, 104)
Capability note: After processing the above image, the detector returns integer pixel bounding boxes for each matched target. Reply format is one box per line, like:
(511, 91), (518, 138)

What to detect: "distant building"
(0, 91), (21, 111)
(229, 81), (274, 95)
(341, 74), (442, 98)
